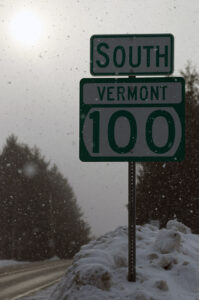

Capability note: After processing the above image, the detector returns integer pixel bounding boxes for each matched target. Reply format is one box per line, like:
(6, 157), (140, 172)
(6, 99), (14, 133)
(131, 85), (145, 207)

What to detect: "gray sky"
(0, 0), (198, 236)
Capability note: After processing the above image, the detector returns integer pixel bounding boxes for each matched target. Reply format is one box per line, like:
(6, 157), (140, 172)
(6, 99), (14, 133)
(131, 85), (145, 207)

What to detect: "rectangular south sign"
(90, 34), (174, 76)
(80, 77), (185, 162)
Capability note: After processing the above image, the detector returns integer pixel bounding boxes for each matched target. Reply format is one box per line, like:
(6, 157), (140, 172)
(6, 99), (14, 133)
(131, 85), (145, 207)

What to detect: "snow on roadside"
(0, 259), (28, 268)
(0, 256), (60, 269)
(49, 220), (199, 300)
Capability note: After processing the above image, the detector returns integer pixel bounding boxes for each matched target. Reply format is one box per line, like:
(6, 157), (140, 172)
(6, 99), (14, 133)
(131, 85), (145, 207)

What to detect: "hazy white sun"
(10, 10), (43, 46)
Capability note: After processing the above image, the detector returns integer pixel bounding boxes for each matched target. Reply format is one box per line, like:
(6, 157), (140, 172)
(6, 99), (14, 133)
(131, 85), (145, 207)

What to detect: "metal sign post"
(128, 75), (136, 282)
(128, 161), (136, 281)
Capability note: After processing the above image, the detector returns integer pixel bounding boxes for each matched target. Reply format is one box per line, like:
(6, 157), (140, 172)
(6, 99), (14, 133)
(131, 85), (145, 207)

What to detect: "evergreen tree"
(136, 65), (199, 233)
(48, 165), (90, 258)
(0, 136), (91, 260)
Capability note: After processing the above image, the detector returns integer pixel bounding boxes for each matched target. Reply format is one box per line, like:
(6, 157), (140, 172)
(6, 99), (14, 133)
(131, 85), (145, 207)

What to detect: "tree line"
(136, 65), (199, 233)
(0, 135), (90, 261)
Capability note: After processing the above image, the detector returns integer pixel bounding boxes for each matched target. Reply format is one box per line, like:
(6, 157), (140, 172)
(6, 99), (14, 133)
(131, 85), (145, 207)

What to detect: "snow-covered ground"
(0, 259), (28, 268)
(0, 256), (60, 269)
(23, 220), (199, 300)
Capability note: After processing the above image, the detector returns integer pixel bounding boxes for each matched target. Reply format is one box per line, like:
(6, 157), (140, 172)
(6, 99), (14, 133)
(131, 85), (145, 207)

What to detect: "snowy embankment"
(51, 220), (199, 300)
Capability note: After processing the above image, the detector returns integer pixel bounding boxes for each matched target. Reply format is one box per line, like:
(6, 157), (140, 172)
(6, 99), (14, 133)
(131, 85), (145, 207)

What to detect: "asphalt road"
(0, 259), (71, 300)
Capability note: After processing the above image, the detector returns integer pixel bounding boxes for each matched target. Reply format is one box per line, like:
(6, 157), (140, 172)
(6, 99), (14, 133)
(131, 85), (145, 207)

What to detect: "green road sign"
(79, 77), (185, 162)
(90, 34), (174, 76)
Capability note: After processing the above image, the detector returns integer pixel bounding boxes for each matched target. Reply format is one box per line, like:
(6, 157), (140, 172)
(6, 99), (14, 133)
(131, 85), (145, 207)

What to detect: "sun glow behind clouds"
(10, 9), (43, 46)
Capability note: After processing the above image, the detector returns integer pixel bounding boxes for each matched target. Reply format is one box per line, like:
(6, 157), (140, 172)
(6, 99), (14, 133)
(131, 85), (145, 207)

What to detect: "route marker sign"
(80, 77), (185, 162)
(81, 33), (184, 282)
(90, 34), (174, 76)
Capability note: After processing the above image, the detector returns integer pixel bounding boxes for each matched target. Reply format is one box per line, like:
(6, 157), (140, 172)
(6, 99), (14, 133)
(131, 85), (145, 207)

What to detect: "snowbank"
(51, 220), (199, 300)
(0, 259), (28, 268)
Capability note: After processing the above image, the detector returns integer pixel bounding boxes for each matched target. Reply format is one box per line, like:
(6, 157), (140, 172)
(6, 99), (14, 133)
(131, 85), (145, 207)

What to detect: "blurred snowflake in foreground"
(23, 162), (38, 178)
